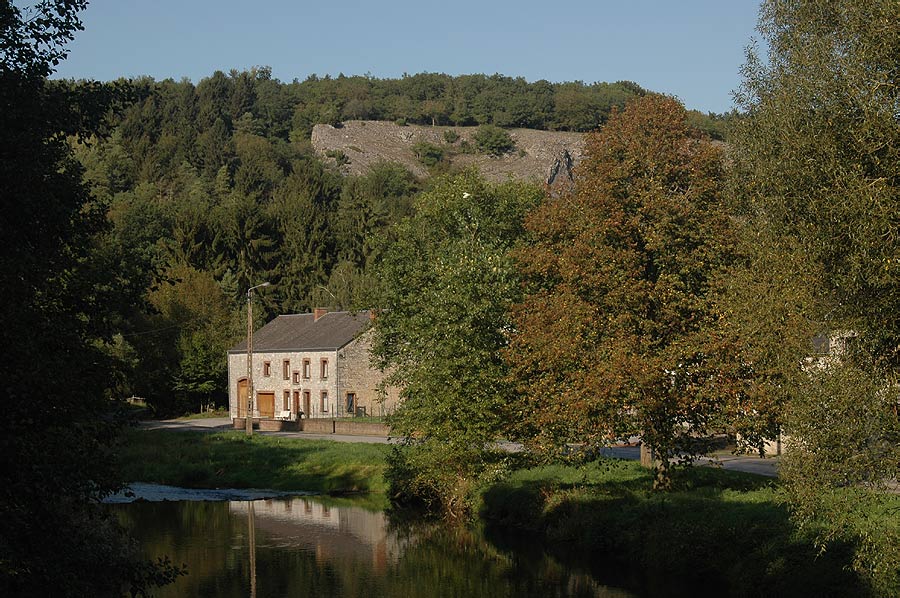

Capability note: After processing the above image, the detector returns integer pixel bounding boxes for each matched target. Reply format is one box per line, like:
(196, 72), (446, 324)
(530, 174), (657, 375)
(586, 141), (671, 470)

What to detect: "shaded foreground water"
(110, 496), (636, 598)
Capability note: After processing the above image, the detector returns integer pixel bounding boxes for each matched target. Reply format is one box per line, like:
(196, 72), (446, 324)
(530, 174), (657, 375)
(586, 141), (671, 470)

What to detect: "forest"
(67, 69), (730, 416)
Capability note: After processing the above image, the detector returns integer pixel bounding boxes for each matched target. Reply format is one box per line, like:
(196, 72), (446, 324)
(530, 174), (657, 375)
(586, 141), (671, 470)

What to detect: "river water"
(110, 494), (637, 598)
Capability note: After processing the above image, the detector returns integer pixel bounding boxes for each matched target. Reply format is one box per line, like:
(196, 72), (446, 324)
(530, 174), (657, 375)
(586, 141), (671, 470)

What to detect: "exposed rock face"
(547, 149), (576, 196)
(311, 120), (585, 186)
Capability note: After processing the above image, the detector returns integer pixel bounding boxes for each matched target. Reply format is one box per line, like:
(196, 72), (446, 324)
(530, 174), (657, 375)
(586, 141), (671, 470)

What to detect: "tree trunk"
(640, 441), (655, 468)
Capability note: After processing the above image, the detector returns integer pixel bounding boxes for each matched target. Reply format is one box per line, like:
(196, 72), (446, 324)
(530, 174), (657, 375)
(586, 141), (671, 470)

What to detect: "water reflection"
(230, 497), (403, 571)
(112, 496), (634, 598)
(247, 502), (256, 598)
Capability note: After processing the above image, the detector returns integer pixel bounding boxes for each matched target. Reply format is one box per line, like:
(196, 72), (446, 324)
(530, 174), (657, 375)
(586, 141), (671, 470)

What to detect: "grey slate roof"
(229, 310), (371, 353)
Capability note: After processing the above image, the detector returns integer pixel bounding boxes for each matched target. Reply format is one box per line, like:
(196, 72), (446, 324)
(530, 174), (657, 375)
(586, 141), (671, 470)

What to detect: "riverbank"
(119, 429), (897, 596)
(117, 429), (390, 495)
(479, 460), (899, 597)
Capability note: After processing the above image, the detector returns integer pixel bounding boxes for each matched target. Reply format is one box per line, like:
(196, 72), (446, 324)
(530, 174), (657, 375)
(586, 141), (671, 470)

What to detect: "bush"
(781, 364), (900, 594)
(473, 124), (515, 156)
(411, 141), (444, 168)
(325, 149), (349, 167)
(386, 441), (509, 518)
(443, 129), (460, 144)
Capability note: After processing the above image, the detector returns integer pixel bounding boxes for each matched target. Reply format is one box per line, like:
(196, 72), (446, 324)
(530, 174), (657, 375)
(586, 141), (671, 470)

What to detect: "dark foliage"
(0, 1), (181, 594)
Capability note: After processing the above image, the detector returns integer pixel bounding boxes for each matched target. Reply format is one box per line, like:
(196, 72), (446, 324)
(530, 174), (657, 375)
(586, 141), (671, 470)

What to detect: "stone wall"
(228, 350), (339, 419)
(231, 417), (390, 436)
(301, 419), (335, 434)
(336, 329), (400, 418)
(333, 420), (390, 436)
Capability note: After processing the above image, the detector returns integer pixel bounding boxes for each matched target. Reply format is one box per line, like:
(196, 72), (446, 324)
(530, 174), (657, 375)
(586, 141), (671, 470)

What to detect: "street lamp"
(246, 282), (271, 436)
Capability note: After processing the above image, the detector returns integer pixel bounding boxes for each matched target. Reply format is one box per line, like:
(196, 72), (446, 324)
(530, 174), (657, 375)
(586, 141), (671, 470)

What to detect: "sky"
(52, 0), (763, 114)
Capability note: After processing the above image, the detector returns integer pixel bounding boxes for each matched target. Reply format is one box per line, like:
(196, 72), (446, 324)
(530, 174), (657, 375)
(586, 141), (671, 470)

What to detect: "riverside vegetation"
(120, 428), (896, 596)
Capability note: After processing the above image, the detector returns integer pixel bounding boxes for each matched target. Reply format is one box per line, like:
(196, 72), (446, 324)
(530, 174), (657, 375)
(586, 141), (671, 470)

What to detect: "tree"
(508, 96), (737, 488)
(731, 0), (900, 591)
(149, 265), (240, 414)
(267, 162), (341, 312)
(371, 171), (542, 518)
(0, 1), (180, 594)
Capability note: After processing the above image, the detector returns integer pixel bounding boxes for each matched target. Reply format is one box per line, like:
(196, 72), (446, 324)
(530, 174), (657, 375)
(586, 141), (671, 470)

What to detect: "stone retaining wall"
(300, 419), (335, 434)
(231, 418), (389, 437)
(333, 421), (390, 436)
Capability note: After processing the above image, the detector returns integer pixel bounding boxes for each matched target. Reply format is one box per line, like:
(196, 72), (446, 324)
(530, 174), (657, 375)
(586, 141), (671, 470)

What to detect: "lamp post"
(246, 282), (271, 436)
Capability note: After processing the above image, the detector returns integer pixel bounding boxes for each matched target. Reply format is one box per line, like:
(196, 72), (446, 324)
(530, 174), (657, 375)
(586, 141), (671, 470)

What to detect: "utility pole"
(246, 282), (271, 436)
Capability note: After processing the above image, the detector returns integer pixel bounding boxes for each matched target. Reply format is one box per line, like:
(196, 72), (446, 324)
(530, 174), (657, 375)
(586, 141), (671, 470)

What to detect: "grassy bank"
(119, 430), (897, 595)
(480, 459), (894, 597)
(118, 429), (390, 494)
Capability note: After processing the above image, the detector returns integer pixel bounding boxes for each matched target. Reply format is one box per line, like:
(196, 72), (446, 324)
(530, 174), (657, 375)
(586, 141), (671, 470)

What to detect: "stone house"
(228, 309), (397, 422)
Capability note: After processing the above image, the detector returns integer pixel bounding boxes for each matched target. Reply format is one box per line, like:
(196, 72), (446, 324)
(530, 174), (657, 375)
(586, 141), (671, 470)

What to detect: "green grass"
(178, 408), (230, 419)
(118, 429), (390, 495)
(481, 459), (880, 597)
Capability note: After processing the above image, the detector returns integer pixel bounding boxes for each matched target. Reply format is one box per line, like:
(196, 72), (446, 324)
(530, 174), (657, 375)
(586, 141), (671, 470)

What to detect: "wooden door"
(257, 392), (275, 418)
(303, 391), (311, 418)
(292, 391), (300, 416)
(237, 379), (249, 417)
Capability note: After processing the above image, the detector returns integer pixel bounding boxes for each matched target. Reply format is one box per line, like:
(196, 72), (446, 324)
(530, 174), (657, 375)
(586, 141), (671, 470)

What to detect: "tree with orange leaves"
(507, 95), (738, 488)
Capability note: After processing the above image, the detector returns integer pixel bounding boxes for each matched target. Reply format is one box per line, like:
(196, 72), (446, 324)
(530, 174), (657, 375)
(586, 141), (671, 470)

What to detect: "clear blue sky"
(53, 0), (763, 114)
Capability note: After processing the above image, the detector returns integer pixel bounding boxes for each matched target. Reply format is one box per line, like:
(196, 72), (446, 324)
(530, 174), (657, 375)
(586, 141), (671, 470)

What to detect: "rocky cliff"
(311, 120), (585, 191)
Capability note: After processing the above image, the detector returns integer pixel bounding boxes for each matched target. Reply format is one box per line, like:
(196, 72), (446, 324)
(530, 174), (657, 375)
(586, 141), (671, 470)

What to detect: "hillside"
(312, 120), (585, 190)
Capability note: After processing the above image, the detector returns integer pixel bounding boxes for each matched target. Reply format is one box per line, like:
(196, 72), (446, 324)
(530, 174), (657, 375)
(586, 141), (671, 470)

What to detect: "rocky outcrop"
(547, 149), (576, 196)
(311, 120), (585, 186)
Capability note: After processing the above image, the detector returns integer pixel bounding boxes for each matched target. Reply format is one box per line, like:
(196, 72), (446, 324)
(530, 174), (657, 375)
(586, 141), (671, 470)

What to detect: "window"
(321, 391), (328, 413)
(320, 359), (329, 379)
(292, 371), (300, 384)
(263, 361), (271, 377)
(302, 359), (310, 379)
(283, 390), (290, 410)
(282, 360), (290, 380)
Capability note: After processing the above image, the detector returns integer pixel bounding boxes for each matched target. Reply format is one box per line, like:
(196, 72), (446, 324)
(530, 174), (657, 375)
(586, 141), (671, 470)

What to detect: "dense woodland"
(68, 70), (731, 416)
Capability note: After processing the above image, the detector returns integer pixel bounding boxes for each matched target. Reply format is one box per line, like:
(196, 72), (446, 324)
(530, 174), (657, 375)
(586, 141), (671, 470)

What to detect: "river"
(110, 493), (637, 598)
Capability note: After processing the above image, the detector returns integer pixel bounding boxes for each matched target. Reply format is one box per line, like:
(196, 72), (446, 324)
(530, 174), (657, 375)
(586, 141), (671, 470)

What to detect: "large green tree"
(508, 96), (738, 488)
(371, 171), (542, 518)
(0, 1), (179, 594)
(732, 0), (900, 591)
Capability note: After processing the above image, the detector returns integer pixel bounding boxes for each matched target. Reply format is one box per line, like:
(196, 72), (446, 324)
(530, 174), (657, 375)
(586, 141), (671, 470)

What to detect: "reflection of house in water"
(230, 498), (402, 571)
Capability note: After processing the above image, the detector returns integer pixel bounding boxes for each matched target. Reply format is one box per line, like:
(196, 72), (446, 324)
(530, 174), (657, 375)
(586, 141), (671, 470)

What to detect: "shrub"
(325, 149), (349, 167)
(473, 124), (515, 156)
(443, 129), (460, 144)
(412, 141), (444, 168)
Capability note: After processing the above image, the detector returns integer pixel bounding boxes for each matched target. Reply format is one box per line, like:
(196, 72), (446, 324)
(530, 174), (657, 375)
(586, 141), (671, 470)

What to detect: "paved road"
(140, 417), (779, 477)
(140, 417), (396, 444)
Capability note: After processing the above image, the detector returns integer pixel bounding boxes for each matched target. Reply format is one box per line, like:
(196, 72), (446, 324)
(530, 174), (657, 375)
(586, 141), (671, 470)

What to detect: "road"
(140, 417), (779, 477)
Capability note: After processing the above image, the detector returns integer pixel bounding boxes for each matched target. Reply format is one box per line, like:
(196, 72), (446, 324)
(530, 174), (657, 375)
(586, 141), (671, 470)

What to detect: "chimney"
(314, 307), (328, 322)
